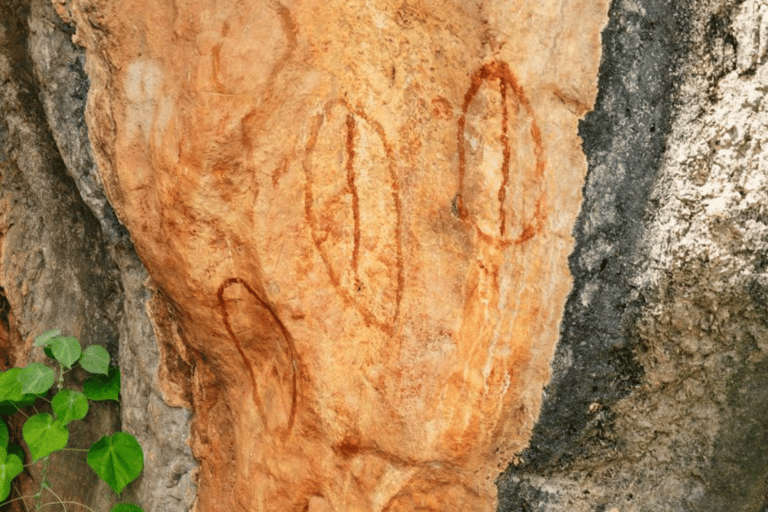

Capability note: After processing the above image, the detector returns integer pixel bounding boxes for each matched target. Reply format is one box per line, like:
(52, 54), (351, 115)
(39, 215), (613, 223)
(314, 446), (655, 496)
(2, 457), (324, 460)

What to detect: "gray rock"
(498, 0), (768, 510)
(0, 0), (197, 510)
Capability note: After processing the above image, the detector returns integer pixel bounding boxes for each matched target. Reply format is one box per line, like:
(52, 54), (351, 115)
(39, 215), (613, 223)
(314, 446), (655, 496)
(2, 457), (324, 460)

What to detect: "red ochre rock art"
(67, 0), (608, 509)
(456, 60), (546, 246)
(303, 99), (404, 335)
(217, 277), (298, 436)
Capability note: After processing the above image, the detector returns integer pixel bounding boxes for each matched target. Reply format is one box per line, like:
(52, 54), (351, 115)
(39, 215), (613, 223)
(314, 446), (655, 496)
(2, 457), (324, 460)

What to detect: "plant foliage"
(0, 332), (145, 511)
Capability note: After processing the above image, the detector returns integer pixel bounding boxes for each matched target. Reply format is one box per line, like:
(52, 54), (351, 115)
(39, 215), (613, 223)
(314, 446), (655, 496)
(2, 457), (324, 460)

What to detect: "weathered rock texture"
(498, 0), (768, 510)
(53, 0), (608, 510)
(3, 0), (768, 511)
(0, 0), (196, 510)
(0, 3), (122, 510)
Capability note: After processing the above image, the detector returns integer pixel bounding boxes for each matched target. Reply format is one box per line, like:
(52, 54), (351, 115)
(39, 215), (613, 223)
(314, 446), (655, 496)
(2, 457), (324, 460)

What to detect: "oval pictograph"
(218, 277), (298, 436)
(456, 61), (546, 245)
(303, 100), (403, 334)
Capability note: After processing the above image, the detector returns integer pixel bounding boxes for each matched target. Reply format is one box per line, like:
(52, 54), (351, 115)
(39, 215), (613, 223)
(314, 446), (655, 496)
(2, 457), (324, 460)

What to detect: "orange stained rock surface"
(57, 0), (609, 509)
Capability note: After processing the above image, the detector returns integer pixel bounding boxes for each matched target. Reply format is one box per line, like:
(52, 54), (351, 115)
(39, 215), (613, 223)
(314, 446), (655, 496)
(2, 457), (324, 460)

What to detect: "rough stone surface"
(0, 2), (123, 509)
(0, 0), (196, 510)
(3, 0), (767, 511)
(498, 0), (768, 510)
(56, 0), (608, 510)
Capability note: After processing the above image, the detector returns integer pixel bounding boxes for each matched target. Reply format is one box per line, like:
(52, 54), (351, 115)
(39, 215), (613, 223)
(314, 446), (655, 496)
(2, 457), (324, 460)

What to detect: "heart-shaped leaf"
(80, 345), (110, 375)
(17, 363), (55, 395)
(0, 368), (26, 403)
(51, 389), (89, 424)
(0, 446), (24, 501)
(0, 420), (7, 450)
(84, 366), (120, 402)
(87, 432), (143, 495)
(51, 336), (82, 369)
(34, 330), (61, 347)
(22, 413), (69, 461)
(111, 504), (145, 512)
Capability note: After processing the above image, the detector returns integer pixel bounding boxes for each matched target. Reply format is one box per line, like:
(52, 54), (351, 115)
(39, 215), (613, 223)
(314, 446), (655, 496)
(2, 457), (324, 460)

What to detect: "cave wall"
(0, 0), (196, 510)
(1, 0), (767, 511)
(498, 0), (768, 510)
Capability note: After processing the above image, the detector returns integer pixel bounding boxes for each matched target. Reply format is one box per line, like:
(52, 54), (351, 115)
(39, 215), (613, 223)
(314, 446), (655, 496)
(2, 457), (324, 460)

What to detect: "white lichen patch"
(124, 59), (171, 144)
(607, 3), (768, 509)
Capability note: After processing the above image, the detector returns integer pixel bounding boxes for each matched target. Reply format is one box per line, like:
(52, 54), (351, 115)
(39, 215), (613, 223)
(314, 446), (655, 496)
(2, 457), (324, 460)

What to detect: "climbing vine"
(0, 330), (145, 512)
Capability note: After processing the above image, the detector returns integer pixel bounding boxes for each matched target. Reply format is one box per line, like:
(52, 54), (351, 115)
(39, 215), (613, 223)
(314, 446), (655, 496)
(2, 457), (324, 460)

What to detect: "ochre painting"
(60, 0), (610, 509)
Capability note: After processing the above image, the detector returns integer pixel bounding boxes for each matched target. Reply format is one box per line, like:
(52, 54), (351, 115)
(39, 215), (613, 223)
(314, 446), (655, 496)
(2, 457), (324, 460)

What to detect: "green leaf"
(51, 389), (88, 424)
(0, 369), (40, 416)
(0, 394), (38, 417)
(87, 432), (143, 495)
(51, 336), (82, 369)
(34, 330), (61, 347)
(84, 366), (120, 402)
(0, 446), (24, 501)
(17, 363), (55, 395)
(0, 420), (7, 450)
(111, 504), (145, 512)
(6, 443), (22, 463)
(22, 413), (69, 461)
(0, 369), (26, 403)
(80, 345), (110, 375)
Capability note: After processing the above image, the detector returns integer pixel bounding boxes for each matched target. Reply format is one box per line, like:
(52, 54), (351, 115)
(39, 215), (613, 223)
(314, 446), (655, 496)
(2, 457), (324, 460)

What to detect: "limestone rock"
(498, 0), (768, 510)
(0, 0), (196, 510)
(58, 0), (608, 510)
(4, 0), (768, 511)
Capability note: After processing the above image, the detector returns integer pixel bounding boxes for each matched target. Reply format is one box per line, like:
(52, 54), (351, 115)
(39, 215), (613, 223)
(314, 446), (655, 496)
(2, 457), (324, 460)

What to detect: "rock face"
(53, 0), (607, 510)
(498, 0), (768, 510)
(3, 0), (767, 511)
(0, 0), (196, 510)
(0, 3), (123, 509)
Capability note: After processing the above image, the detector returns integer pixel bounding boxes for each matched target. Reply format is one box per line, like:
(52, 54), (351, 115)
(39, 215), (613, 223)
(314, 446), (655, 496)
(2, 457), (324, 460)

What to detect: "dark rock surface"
(0, 0), (196, 510)
(497, 0), (768, 510)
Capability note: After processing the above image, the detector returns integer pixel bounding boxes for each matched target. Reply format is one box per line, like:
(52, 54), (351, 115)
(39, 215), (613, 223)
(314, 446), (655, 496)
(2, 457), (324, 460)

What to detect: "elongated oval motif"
(303, 100), (403, 334)
(218, 278), (298, 436)
(457, 61), (546, 245)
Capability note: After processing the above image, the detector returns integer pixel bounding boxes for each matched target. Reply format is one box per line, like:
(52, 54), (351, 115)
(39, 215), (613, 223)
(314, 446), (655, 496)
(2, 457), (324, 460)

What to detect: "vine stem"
(44, 485), (101, 512)
(10, 400), (30, 419)
(2, 487), (102, 512)
(38, 501), (98, 512)
(7, 480), (31, 512)
(34, 455), (49, 511)
(56, 361), (64, 392)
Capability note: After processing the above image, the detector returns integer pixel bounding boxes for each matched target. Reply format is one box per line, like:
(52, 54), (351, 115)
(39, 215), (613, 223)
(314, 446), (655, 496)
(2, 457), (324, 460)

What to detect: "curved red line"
(499, 77), (510, 238)
(345, 114), (361, 289)
(217, 277), (298, 436)
(303, 99), (403, 335)
(457, 60), (546, 245)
